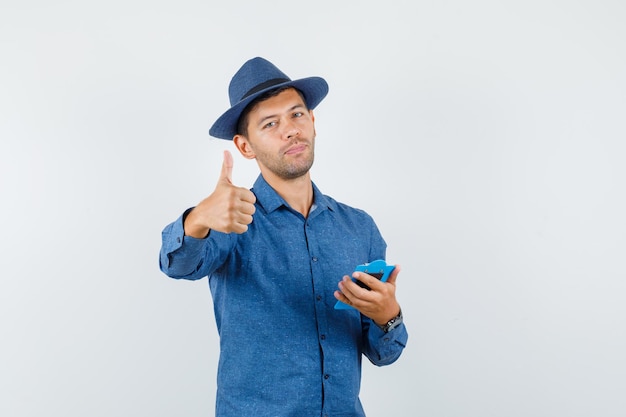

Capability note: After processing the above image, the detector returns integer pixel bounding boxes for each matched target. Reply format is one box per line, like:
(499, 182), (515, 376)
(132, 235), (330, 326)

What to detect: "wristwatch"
(376, 309), (403, 333)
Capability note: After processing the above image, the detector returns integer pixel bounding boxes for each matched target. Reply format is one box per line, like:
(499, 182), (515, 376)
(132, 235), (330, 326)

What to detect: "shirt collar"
(251, 174), (336, 216)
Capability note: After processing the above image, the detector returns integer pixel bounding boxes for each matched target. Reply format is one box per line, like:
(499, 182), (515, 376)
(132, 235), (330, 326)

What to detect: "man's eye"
(264, 121), (276, 128)
(294, 112), (303, 118)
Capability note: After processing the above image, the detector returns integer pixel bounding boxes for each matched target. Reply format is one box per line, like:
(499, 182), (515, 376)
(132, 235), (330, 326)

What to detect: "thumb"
(386, 264), (401, 285)
(219, 150), (233, 184)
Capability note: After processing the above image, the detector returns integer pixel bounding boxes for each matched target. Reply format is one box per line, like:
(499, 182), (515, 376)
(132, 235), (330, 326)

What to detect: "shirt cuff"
(160, 208), (208, 271)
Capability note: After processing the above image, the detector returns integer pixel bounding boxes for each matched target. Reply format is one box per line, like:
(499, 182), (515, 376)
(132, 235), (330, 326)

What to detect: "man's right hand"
(183, 150), (257, 238)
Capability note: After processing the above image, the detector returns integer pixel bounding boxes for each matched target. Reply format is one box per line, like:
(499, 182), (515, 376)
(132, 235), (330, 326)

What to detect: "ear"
(233, 135), (256, 160)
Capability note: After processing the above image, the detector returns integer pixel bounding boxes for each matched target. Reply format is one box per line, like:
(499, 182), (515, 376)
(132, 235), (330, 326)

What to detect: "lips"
(285, 144), (307, 155)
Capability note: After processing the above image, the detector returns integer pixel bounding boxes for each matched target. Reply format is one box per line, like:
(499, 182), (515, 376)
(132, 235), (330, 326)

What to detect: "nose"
(282, 119), (300, 140)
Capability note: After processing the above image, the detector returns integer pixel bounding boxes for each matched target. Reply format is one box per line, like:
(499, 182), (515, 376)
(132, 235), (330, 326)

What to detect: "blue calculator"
(334, 259), (395, 310)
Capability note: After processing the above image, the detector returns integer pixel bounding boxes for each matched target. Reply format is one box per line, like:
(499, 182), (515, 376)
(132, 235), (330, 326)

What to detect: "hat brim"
(209, 76), (329, 140)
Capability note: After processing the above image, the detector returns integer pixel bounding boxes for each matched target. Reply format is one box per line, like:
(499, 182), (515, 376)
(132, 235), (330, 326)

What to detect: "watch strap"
(376, 308), (403, 333)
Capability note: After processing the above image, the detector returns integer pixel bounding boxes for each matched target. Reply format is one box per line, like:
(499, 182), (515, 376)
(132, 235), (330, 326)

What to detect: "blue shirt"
(159, 175), (408, 417)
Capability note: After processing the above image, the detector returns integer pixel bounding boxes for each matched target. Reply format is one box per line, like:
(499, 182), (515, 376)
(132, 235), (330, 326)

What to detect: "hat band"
(241, 77), (290, 100)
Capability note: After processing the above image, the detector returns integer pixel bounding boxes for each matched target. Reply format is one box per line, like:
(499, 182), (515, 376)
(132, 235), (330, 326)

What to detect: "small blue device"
(334, 259), (395, 310)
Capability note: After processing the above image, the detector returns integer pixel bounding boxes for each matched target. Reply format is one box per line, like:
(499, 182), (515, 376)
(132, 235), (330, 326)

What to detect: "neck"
(263, 170), (314, 217)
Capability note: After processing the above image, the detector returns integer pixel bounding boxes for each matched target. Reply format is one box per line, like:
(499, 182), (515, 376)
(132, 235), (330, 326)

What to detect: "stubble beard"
(273, 146), (315, 180)
(257, 138), (316, 180)
(281, 150), (314, 179)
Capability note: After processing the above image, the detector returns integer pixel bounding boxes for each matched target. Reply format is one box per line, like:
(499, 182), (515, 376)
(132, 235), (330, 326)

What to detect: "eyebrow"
(256, 104), (306, 127)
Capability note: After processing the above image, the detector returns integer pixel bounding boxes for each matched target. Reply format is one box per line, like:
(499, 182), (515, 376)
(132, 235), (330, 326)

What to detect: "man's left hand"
(334, 265), (402, 325)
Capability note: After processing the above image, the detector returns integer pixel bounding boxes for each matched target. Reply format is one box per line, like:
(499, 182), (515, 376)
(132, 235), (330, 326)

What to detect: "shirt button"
(316, 295), (322, 301)
(177, 237), (181, 243)
(312, 257), (318, 262)
(324, 374), (330, 380)
(320, 334), (326, 340)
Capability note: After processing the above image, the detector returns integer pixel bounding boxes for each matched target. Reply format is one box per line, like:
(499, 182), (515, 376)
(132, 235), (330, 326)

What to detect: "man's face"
(236, 88), (316, 180)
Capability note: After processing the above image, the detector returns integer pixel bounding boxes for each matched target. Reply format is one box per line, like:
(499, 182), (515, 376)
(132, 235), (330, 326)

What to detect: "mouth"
(284, 143), (307, 155)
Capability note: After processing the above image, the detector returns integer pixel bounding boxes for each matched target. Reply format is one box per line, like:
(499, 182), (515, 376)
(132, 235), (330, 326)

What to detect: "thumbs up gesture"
(183, 150), (257, 238)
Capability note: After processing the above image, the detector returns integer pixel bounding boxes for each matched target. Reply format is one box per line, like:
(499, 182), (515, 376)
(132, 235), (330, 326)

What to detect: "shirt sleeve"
(159, 208), (235, 280)
(357, 213), (408, 365)
(361, 317), (409, 366)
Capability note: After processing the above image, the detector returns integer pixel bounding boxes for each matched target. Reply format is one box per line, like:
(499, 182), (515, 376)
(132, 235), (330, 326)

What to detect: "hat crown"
(228, 57), (291, 107)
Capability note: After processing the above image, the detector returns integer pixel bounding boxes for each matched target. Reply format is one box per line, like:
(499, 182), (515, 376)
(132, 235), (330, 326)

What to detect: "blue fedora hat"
(209, 57), (329, 140)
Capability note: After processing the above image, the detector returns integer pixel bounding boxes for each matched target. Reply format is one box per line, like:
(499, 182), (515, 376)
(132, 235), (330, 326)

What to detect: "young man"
(159, 57), (408, 416)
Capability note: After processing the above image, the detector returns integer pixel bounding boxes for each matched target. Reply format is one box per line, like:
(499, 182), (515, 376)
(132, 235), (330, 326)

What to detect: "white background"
(1, 1), (625, 416)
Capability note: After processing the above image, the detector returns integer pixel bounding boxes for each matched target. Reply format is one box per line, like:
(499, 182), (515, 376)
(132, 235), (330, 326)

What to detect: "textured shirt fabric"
(159, 174), (408, 417)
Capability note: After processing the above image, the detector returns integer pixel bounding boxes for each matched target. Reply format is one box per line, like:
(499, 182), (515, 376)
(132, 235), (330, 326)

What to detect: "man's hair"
(236, 86), (308, 137)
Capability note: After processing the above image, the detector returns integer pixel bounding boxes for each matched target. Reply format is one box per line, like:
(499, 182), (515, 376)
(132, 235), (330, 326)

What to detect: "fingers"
(335, 267), (401, 323)
(351, 265), (400, 290)
(337, 275), (361, 301)
(229, 194), (256, 232)
(219, 150), (234, 184)
(213, 186), (256, 234)
(239, 187), (257, 204)
(333, 289), (352, 305)
(335, 265), (400, 306)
